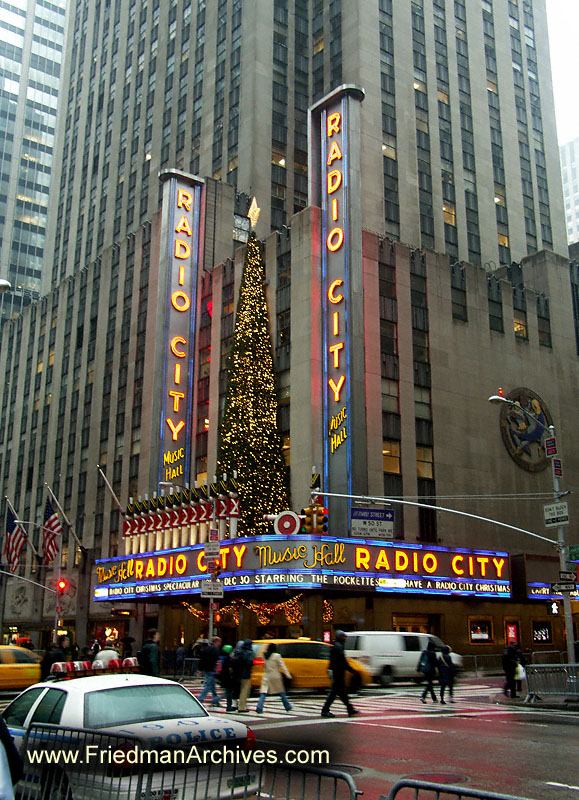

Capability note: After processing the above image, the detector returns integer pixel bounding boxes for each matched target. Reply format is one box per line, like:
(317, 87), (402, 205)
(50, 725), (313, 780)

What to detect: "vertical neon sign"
(158, 171), (204, 486)
(309, 85), (365, 533)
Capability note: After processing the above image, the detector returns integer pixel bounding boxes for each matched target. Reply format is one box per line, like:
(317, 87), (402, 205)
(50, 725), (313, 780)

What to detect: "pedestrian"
(438, 645), (456, 704)
(89, 638), (101, 663)
(256, 643), (292, 713)
(219, 645), (237, 712)
(320, 631), (359, 718)
(502, 640), (523, 699)
(175, 643), (186, 677)
(198, 636), (222, 707)
(40, 643), (56, 680)
(139, 629), (161, 677)
(418, 640), (438, 703)
(97, 639), (120, 668)
(233, 639), (254, 713)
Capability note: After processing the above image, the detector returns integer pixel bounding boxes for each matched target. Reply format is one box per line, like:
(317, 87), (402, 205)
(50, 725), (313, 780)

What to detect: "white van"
(343, 631), (463, 685)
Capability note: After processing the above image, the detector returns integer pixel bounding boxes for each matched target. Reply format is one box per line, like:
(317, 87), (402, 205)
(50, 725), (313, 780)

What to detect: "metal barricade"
(18, 723), (360, 800)
(384, 778), (531, 800)
(524, 663), (579, 702)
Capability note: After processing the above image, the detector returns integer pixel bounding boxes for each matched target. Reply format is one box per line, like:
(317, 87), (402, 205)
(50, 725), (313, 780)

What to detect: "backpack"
(418, 651), (430, 674)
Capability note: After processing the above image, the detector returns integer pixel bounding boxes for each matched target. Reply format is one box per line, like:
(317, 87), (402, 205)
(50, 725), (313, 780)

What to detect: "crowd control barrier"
(524, 663), (579, 703)
(18, 722), (360, 800)
(384, 779), (531, 800)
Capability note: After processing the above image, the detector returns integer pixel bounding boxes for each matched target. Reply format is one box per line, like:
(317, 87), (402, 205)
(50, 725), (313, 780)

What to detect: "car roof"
(30, 674), (184, 695)
(253, 639), (329, 645)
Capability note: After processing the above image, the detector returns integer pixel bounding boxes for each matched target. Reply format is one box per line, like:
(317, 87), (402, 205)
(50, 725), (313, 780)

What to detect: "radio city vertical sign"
(309, 85), (367, 528)
(158, 170), (204, 485)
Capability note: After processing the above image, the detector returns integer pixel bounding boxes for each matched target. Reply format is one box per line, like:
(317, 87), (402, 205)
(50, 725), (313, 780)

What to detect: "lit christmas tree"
(217, 232), (290, 536)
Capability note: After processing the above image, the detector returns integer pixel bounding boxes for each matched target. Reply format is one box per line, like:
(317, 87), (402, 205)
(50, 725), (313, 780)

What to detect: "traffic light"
(212, 558), (222, 580)
(315, 505), (328, 533)
(301, 506), (314, 534)
(56, 578), (68, 596)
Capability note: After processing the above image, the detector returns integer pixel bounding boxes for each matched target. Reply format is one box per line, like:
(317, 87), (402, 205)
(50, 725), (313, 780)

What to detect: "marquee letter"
(327, 112), (341, 137)
(169, 391), (185, 412)
(328, 375), (345, 402)
(327, 141), (343, 166)
(328, 279), (344, 304)
(177, 189), (192, 211)
(170, 336), (187, 357)
(329, 342), (344, 368)
(327, 227), (344, 251)
(175, 239), (190, 259)
(452, 555), (464, 575)
(327, 170), (342, 194)
(356, 547), (370, 570)
(171, 291), (191, 311)
(166, 419), (185, 440)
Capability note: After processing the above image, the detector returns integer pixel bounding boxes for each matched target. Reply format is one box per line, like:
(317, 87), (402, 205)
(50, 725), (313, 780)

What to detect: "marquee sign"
(158, 170), (204, 485)
(94, 534), (511, 601)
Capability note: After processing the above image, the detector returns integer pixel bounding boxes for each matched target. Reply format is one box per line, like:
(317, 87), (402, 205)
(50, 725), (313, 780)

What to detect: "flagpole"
(0, 498), (8, 644)
(96, 464), (125, 514)
(45, 484), (85, 553)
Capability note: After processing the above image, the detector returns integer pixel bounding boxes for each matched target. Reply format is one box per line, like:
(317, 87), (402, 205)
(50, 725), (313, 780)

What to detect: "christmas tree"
(217, 232), (290, 536)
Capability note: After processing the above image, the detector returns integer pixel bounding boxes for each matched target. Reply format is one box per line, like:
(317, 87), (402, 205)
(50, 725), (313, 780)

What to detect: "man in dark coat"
(419, 640), (438, 703)
(502, 640), (525, 698)
(233, 639), (254, 712)
(321, 631), (359, 718)
(139, 629), (161, 677)
(198, 636), (222, 707)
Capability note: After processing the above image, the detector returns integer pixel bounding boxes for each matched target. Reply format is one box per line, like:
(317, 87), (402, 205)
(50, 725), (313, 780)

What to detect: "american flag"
(43, 498), (62, 565)
(3, 503), (27, 572)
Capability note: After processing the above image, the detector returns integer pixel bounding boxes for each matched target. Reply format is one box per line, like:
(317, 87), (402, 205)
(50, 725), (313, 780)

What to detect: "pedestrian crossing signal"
(547, 601), (560, 615)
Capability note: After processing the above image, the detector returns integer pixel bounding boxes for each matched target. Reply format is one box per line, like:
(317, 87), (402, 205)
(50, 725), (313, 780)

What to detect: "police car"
(3, 673), (256, 799)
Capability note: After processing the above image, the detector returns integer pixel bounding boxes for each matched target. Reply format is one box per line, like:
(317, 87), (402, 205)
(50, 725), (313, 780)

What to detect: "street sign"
(350, 507), (394, 539)
(560, 570), (577, 582)
(568, 545), (579, 561)
(543, 501), (569, 528)
(209, 601), (219, 611)
(552, 458), (563, 477)
(550, 582), (577, 594)
(201, 581), (224, 598)
(273, 510), (301, 536)
(205, 540), (220, 557)
(209, 528), (219, 542)
(544, 437), (557, 457)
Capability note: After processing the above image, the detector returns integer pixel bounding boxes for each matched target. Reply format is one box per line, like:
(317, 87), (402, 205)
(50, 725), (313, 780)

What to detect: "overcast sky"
(546, 0), (579, 145)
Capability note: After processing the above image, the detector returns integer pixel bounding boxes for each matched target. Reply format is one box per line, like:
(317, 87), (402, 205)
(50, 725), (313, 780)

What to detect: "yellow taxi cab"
(250, 638), (372, 692)
(0, 646), (41, 690)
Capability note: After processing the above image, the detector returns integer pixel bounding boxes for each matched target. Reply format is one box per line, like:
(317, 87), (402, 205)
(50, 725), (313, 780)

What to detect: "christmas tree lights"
(217, 232), (290, 536)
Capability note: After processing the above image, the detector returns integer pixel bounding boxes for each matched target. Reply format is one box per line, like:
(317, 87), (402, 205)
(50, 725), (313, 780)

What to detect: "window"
(4, 688), (44, 727)
(30, 689), (66, 725)
(383, 440), (400, 474)
(531, 620), (552, 644)
(513, 308), (527, 340)
(416, 446), (433, 478)
(469, 617), (494, 644)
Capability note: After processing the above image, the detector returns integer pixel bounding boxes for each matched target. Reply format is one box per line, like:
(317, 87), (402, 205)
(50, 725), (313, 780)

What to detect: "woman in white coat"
(255, 642), (292, 713)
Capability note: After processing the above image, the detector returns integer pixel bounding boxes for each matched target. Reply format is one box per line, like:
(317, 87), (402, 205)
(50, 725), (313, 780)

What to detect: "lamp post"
(0, 280), (11, 294)
(489, 393), (576, 666)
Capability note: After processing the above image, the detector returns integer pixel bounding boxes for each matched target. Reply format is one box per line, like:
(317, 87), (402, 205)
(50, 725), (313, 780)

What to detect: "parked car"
(343, 631), (463, 685)
(0, 647), (40, 691)
(251, 638), (372, 692)
(4, 673), (256, 799)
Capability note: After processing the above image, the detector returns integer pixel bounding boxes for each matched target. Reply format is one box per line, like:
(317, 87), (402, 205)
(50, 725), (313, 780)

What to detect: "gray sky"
(546, 0), (579, 145)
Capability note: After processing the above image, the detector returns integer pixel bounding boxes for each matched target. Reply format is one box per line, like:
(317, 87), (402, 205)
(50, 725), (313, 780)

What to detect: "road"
(213, 678), (579, 800)
(1, 677), (577, 799)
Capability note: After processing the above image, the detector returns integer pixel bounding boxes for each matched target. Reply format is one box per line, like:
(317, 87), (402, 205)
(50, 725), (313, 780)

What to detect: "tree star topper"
(248, 197), (261, 228)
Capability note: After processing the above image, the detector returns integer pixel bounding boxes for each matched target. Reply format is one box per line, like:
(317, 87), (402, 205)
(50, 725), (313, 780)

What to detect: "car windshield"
(84, 684), (207, 728)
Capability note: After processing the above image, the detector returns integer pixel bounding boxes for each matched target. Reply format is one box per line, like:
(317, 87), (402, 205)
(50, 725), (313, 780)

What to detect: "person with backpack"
(198, 636), (222, 707)
(139, 629), (161, 677)
(418, 640), (438, 703)
(438, 645), (456, 704)
(218, 644), (237, 712)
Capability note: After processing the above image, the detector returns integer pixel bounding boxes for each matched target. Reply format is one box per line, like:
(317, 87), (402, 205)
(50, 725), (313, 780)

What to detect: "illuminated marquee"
(94, 534), (511, 600)
(158, 171), (204, 485)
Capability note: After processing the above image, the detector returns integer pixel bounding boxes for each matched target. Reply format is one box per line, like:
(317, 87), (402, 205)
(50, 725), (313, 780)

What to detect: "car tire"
(42, 768), (72, 800)
(379, 667), (393, 686)
(349, 672), (361, 693)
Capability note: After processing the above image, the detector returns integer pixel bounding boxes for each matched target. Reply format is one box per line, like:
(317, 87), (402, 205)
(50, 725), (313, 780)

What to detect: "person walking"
(256, 643), (292, 713)
(175, 643), (186, 677)
(438, 645), (456, 704)
(418, 640), (438, 703)
(321, 631), (359, 718)
(219, 645), (237, 712)
(198, 636), (222, 707)
(233, 639), (254, 713)
(502, 640), (521, 698)
(139, 629), (161, 677)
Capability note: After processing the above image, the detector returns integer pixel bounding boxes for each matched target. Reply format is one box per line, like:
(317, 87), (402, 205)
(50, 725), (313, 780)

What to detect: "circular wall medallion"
(273, 510), (301, 535)
(499, 388), (552, 472)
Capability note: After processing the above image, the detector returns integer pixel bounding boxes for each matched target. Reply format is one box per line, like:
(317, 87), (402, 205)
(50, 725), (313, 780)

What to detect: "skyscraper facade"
(0, 0), (67, 320)
(0, 0), (576, 652)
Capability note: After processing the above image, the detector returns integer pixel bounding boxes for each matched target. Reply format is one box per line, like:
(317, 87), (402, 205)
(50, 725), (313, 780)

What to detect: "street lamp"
(489, 392), (576, 666)
(0, 279), (11, 294)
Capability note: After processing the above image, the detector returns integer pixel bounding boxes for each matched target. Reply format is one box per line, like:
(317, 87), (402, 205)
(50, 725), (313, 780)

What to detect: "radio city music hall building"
(0, 1), (577, 654)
